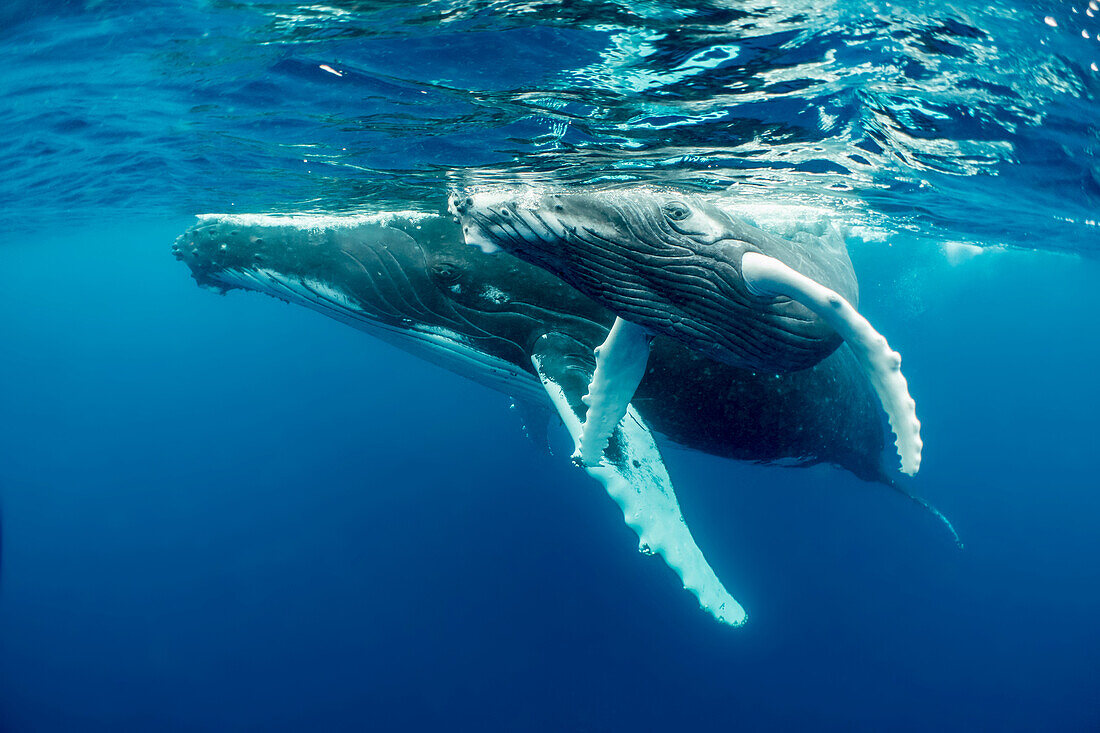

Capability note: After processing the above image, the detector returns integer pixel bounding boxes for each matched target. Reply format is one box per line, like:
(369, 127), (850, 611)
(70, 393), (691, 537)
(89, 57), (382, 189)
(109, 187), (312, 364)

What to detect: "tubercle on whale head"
(449, 188), (587, 260)
(171, 217), (282, 293)
(452, 187), (771, 277)
(452, 188), (667, 278)
(449, 191), (503, 254)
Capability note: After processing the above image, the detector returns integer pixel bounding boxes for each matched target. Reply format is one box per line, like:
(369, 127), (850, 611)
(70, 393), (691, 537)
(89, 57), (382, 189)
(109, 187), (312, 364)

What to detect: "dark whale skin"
(453, 189), (859, 373)
(175, 213), (889, 483)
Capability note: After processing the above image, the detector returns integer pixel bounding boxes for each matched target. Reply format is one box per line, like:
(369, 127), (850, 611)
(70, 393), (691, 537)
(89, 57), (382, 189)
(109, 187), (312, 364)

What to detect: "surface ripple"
(1, 0), (1097, 252)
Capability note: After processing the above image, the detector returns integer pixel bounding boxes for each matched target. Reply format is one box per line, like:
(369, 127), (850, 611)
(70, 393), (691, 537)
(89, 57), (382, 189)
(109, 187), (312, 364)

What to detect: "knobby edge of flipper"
(576, 317), (653, 467)
(741, 251), (923, 476)
(531, 331), (747, 627)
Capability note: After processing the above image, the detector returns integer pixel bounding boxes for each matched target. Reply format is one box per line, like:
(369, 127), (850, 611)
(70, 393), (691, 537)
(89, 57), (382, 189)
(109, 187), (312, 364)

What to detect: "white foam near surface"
(576, 317), (653, 467)
(942, 241), (985, 265)
(533, 355), (747, 627)
(197, 210), (436, 231)
(741, 251), (923, 476)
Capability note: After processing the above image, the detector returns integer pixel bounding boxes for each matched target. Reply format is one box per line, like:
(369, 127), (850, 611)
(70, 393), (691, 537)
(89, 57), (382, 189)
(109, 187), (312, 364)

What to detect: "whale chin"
(203, 265), (547, 405)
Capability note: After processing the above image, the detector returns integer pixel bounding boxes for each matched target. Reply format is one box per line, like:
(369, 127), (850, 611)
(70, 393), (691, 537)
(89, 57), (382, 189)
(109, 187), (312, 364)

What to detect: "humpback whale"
(451, 189), (922, 478)
(174, 211), (953, 627)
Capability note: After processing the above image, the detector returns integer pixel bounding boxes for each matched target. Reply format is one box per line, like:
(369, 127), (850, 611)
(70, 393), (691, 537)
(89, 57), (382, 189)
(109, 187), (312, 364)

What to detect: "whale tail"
(887, 483), (963, 549)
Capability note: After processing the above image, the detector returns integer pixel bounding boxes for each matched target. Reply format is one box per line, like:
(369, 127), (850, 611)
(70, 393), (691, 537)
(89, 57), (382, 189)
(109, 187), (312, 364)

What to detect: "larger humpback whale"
(174, 211), (953, 626)
(452, 189), (923, 478)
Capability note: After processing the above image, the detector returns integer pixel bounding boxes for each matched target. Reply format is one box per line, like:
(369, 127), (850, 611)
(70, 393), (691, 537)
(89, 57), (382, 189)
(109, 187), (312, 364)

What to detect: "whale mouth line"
(210, 266), (453, 341)
(208, 266), (547, 404)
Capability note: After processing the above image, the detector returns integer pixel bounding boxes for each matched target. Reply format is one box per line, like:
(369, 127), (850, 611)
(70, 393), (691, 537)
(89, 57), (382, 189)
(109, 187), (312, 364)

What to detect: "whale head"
(451, 188), (857, 373)
(172, 212), (605, 401)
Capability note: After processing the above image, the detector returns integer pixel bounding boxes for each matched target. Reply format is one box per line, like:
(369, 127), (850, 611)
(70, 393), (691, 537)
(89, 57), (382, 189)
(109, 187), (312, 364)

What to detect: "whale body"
(452, 188), (923, 477)
(174, 211), (952, 627)
(175, 212), (889, 480)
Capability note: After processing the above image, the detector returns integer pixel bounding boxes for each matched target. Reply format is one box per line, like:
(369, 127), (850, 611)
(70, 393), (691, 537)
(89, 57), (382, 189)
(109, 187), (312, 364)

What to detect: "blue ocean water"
(1, 1), (1098, 731)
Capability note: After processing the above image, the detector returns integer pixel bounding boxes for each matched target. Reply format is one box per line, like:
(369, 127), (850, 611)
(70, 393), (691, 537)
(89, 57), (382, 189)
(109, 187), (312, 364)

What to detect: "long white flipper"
(576, 317), (653, 467)
(532, 333), (746, 627)
(741, 252), (922, 475)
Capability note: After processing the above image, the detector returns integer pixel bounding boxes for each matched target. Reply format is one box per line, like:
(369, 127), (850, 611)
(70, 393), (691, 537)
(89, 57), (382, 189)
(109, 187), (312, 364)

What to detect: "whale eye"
(664, 202), (691, 221)
(431, 262), (461, 284)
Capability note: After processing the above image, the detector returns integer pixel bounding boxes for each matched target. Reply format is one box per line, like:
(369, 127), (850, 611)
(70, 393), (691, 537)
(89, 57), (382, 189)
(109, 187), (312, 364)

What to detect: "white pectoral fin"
(741, 252), (922, 475)
(531, 333), (747, 627)
(576, 317), (653, 467)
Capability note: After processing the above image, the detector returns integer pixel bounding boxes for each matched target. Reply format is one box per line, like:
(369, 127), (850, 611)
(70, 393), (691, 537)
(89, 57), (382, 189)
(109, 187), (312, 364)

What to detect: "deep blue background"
(1, 219), (1097, 731)
(3, 0), (1100, 729)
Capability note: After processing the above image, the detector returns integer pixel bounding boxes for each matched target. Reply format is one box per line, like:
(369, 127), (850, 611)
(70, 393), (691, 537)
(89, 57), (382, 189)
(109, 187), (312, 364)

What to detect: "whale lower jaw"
(210, 267), (547, 404)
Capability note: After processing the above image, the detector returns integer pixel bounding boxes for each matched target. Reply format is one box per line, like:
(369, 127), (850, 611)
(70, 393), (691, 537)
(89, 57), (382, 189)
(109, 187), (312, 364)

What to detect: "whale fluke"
(887, 484), (964, 549)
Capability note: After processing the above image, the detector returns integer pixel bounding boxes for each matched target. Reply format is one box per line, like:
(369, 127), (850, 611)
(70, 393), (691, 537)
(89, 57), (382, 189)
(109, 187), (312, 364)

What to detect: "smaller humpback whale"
(175, 211), (954, 627)
(451, 189), (922, 477)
